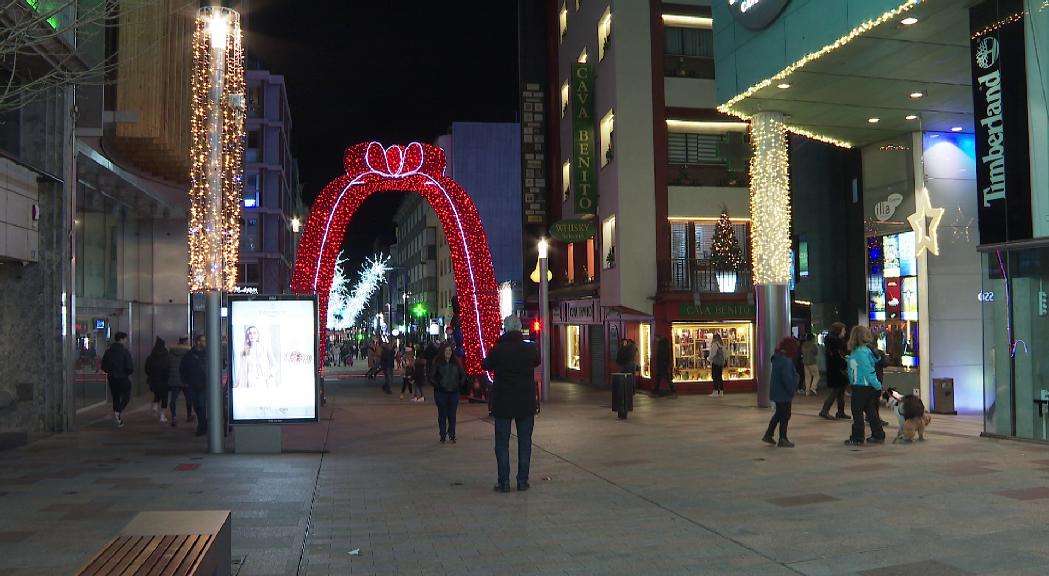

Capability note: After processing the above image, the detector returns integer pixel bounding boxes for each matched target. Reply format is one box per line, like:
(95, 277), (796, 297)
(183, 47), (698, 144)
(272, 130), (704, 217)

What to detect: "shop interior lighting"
(717, 0), (924, 149)
(906, 115), (918, 120)
(868, 118), (880, 124)
(776, 83), (791, 89)
(910, 91), (924, 99)
(666, 119), (749, 134)
(901, 17), (918, 25)
(661, 14), (713, 29)
(951, 126), (964, 132)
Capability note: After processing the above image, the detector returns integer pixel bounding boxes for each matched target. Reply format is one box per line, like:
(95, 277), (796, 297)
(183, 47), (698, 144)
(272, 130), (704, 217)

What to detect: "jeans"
(107, 376), (131, 413)
(850, 386), (885, 441)
(821, 386), (846, 415)
(382, 367), (393, 392)
(712, 364), (725, 393)
(169, 387), (194, 419)
(652, 368), (676, 394)
(804, 365), (820, 393)
(192, 387), (207, 434)
(434, 389), (459, 439)
(765, 401), (792, 439)
(401, 376), (413, 395)
(494, 415), (534, 485)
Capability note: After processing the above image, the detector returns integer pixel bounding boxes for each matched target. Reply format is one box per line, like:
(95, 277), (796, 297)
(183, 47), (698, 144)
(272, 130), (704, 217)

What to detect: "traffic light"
(412, 302), (428, 318)
(532, 319), (541, 333)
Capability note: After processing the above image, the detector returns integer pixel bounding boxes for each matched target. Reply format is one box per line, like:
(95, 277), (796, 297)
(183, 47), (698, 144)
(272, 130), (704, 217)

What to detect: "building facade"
(547, 0), (753, 391)
(392, 194), (439, 335)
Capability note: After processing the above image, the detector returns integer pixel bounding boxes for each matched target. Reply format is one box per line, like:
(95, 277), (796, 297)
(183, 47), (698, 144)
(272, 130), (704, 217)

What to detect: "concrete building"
(392, 194), (439, 335)
(547, 0), (752, 391)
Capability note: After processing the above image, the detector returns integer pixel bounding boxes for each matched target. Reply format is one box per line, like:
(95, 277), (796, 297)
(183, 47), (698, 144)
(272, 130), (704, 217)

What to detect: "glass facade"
(980, 245), (1049, 441)
(566, 325), (582, 370)
(671, 322), (753, 382)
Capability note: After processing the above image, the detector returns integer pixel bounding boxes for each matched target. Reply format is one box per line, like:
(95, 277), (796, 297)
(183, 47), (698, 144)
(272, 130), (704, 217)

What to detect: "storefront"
(657, 300), (756, 393)
(866, 231), (921, 396)
(553, 298), (603, 385)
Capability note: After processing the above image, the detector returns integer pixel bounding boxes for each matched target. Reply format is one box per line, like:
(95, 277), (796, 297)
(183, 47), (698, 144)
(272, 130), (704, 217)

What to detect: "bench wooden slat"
(173, 535), (213, 576)
(159, 534), (200, 576)
(95, 536), (143, 576)
(119, 534), (166, 576)
(144, 534), (191, 576)
(77, 537), (121, 576)
(109, 535), (153, 575)
(135, 535), (178, 576)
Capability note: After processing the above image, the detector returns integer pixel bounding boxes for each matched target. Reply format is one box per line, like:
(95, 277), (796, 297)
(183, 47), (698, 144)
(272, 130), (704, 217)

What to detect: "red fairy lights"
(291, 142), (501, 376)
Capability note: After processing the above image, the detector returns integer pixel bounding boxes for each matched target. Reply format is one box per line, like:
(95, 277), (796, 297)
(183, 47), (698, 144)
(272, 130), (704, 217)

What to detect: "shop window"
(243, 173), (259, 208)
(247, 85), (264, 118)
(239, 262), (260, 286)
(559, 3), (568, 43)
(567, 243), (575, 283)
(562, 160), (571, 202)
(672, 322), (752, 382)
(600, 109), (614, 167)
(668, 132), (725, 166)
(586, 237), (595, 280)
(560, 80), (569, 119)
(566, 325), (582, 370)
(664, 27), (713, 58)
(602, 215), (616, 269)
(246, 129), (261, 163)
(639, 323), (651, 378)
(597, 7), (612, 61)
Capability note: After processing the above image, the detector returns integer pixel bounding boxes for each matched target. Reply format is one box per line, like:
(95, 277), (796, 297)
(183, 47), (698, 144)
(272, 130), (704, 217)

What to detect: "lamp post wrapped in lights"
(189, 6), (244, 453)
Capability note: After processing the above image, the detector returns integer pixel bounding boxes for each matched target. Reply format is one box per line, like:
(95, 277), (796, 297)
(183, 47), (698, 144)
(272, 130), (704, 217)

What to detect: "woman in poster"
(236, 325), (277, 389)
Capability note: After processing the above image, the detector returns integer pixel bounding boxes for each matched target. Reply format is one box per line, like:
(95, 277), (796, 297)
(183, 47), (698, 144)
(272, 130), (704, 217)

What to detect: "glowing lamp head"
(538, 238), (549, 259)
(290, 217), (301, 233)
(208, 13), (228, 48)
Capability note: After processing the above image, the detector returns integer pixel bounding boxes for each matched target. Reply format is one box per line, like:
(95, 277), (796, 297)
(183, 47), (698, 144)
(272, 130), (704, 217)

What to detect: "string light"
(971, 11), (1024, 39)
(749, 113), (792, 285)
(291, 142), (501, 376)
(717, 0), (923, 149)
(188, 7), (244, 292)
(337, 254), (390, 329)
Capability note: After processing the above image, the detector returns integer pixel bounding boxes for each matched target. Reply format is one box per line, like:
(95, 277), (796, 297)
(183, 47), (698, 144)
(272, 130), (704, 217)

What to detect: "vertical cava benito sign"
(970, 0), (1031, 244)
(572, 63), (596, 215)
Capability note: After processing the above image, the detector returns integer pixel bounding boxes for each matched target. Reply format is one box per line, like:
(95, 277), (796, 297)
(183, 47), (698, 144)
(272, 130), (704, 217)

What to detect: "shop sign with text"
(679, 302), (755, 319)
(555, 299), (602, 325)
(572, 63), (596, 215)
(550, 219), (596, 243)
(727, 0), (790, 30)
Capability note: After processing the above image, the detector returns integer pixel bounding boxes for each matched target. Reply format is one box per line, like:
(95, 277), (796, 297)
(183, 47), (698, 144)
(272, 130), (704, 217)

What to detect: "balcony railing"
(667, 164), (749, 188)
(658, 258), (752, 294)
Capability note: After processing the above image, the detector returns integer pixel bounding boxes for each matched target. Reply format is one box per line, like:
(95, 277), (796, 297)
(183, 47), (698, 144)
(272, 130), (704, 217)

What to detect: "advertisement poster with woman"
(229, 297), (318, 423)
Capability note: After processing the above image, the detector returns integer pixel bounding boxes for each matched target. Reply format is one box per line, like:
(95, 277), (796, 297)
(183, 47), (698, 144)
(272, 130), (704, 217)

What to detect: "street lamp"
(537, 238), (550, 401)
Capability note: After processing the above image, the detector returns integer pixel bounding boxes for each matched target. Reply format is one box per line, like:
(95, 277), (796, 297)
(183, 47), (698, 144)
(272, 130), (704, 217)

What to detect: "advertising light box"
(229, 295), (319, 424)
(897, 231), (917, 277)
(883, 234), (900, 278)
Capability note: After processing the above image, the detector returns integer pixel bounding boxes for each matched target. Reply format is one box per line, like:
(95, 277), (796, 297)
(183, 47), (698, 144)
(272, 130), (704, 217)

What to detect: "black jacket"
(655, 339), (671, 372)
(144, 353), (171, 388)
(168, 345), (190, 389)
(380, 347), (396, 369)
(483, 331), (540, 419)
(101, 343), (134, 380)
(824, 333), (848, 388)
(430, 361), (467, 393)
(180, 347), (208, 391)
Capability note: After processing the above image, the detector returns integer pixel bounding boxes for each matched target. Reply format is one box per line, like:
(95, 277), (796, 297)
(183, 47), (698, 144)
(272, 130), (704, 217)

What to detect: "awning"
(603, 305), (654, 321)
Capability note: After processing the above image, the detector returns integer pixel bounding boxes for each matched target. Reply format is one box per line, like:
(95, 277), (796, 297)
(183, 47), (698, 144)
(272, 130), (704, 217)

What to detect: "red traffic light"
(532, 319), (541, 333)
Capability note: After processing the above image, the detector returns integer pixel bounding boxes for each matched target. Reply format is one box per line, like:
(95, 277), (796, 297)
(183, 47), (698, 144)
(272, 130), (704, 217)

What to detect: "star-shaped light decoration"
(907, 187), (945, 256)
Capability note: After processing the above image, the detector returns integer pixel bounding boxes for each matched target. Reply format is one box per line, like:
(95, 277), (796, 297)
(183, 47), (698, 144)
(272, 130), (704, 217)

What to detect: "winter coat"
(710, 340), (727, 367)
(655, 339), (672, 373)
(483, 331), (541, 419)
(801, 340), (819, 366)
(847, 345), (882, 390)
(769, 351), (798, 403)
(145, 352), (171, 392)
(431, 360), (467, 393)
(167, 345), (190, 389)
(868, 343), (888, 383)
(101, 343), (134, 380)
(412, 359), (428, 389)
(180, 347), (208, 392)
(380, 347), (396, 370)
(823, 333), (848, 388)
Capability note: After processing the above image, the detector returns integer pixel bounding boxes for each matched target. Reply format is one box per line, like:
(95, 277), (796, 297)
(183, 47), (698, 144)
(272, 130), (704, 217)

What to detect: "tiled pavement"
(1, 368), (1049, 575)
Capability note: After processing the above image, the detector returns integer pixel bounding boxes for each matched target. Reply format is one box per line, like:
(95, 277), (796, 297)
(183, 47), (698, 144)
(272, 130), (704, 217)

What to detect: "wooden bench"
(77, 511), (231, 576)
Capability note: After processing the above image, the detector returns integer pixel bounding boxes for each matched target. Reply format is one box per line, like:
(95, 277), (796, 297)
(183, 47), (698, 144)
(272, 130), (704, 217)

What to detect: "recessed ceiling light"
(777, 83), (791, 89)
(868, 118), (880, 124)
(951, 126), (964, 132)
(910, 91), (924, 99)
(901, 17), (918, 25)
(906, 115), (918, 120)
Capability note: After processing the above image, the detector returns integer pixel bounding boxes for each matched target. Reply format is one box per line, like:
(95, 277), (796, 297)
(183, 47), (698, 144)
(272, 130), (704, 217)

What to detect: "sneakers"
(114, 412), (124, 428)
(719, 390), (725, 397)
(777, 439), (795, 448)
(843, 438), (864, 446)
(819, 412), (835, 420)
(399, 394), (404, 400)
(762, 435), (776, 445)
(517, 481), (530, 492)
(440, 436), (446, 444)
(835, 413), (851, 420)
(493, 483), (511, 493)
(709, 391), (719, 398)
(866, 436), (885, 444)
(159, 412), (168, 423)
(449, 436), (457, 444)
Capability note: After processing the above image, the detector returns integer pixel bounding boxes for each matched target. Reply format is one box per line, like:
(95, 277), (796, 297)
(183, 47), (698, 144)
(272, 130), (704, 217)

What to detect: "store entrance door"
(74, 304), (128, 411)
(590, 326), (605, 388)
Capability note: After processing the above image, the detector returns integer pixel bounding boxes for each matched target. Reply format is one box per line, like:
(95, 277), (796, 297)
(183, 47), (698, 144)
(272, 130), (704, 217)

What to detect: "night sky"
(249, 1), (521, 271)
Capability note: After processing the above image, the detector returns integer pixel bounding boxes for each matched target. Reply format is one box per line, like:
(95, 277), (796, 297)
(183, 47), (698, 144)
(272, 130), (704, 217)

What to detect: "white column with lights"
(538, 239), (551, 401)
(749, 112), (792, 409)
(189, 6), (244, 453)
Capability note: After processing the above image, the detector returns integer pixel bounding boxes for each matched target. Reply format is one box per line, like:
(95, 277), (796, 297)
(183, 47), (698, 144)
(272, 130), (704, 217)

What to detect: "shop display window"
(566, 325), (581, 370)
(671, 322), (752, 382)
(639, 323), (651, 378)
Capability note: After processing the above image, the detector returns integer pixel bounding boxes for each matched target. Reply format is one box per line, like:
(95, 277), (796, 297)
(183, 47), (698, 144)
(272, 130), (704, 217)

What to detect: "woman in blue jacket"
(763, 338), (798, 447)
(844, 326), (886, 445)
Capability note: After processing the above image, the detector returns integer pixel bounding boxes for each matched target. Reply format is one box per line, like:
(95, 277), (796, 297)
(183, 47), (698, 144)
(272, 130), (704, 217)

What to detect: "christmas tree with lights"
(710, 208), (743, 272)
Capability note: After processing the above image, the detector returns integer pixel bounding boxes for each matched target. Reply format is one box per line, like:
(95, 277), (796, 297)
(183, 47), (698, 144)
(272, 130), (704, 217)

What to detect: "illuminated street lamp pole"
(538, 238), (550, 401)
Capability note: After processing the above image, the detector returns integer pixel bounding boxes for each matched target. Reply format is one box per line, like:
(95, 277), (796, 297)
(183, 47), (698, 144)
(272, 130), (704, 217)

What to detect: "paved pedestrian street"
(1, 367), (1048, 575)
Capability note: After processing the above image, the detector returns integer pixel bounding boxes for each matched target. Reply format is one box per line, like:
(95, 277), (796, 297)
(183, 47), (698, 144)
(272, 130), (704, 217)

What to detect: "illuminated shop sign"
(727, 0), (789, 30)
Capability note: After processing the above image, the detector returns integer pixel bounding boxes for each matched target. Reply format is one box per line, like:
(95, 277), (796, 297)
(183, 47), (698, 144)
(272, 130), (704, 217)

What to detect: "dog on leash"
(883, 388), (931, 443)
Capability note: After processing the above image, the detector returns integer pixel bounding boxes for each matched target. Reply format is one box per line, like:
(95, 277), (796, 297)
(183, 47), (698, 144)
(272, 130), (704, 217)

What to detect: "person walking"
(411, 353), (428, 402)
(616, 338), (637, 374)
(400, 345), (416, 399)
(180, 334), (209, 437)
(844, 326), (886, 446)
(763, 338), (798, 447)
(167, 336), (191, 427)
(483, 316), (541, 493)
(709, 333), (727, 397)
(144, 337), (171, 424)
(380, 342), (396, 394)
(801, 333), (820, 396)
(651, 334), (676, 398)
(100, 331), (134, 428)
(430, 344), (467, 443)
(819, 322), (850, 420)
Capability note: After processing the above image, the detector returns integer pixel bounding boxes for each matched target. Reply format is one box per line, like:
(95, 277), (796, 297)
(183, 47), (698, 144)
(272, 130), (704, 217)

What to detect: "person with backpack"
(100, 331), (135, 428)
(144, 337), (171, 423)
(709, 333), (727, 397)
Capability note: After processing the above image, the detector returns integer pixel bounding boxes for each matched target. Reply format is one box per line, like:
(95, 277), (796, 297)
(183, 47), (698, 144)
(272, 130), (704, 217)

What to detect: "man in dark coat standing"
(100, 331), (134, 428)
(819, 322), (850, 420)
(483, 316), (541, 493)
(180, 334), (209, 436)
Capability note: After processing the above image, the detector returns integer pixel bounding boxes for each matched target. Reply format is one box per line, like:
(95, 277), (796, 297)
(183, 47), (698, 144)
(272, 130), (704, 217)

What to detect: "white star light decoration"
(908, 187), (945, 257)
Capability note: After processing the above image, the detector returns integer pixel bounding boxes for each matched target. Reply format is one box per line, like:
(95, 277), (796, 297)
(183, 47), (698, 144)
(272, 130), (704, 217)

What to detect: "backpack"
(711, 344), (726, 366)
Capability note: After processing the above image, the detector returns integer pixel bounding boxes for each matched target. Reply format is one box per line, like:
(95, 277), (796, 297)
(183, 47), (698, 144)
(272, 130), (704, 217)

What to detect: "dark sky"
(248, 1), (521, 271)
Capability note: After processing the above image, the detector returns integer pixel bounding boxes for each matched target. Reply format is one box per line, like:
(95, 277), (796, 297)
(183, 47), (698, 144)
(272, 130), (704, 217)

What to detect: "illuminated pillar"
(750, 112), (792, 409)
(190, 6), (244, 453)
(538, 239), (551, 401)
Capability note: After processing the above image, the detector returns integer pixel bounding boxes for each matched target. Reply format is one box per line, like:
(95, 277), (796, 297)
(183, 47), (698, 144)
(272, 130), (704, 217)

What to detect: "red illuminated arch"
(290, 142), (501, 376)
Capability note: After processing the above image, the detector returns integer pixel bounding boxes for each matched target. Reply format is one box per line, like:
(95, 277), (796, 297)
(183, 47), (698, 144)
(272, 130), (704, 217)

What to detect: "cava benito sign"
(727, 0), (790, 30)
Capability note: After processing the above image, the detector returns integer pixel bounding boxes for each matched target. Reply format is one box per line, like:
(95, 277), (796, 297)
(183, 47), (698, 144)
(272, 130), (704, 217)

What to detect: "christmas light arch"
(291, 142), (501, 375)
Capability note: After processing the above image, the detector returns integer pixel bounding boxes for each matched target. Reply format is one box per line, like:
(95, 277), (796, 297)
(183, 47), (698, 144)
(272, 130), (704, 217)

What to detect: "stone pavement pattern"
(1, 367), (1048, 575)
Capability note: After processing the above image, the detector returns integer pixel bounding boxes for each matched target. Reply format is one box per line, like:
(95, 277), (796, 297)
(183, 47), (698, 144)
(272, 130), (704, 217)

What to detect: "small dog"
(897, 412), (932, 442)
(886, 391), (931, 443)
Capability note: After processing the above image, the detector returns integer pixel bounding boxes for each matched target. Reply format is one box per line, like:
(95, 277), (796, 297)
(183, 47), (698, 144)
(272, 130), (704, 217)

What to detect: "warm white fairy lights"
(188, 7), (245, 292)
(749, 112), (792, 285)
(717, 0), (923, 149)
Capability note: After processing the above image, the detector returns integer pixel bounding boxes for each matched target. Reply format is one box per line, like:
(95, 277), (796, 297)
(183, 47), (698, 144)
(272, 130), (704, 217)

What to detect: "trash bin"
(611, 372), (635, 419)
(931, 378), (956, 415)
